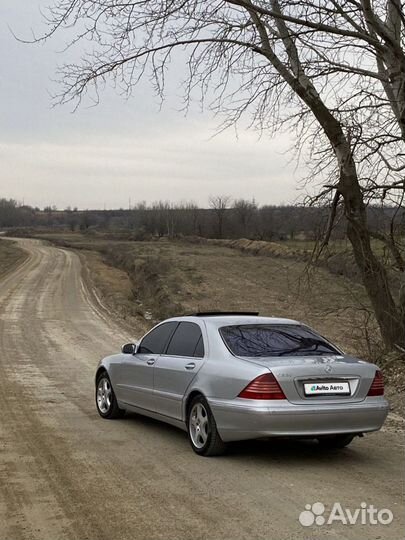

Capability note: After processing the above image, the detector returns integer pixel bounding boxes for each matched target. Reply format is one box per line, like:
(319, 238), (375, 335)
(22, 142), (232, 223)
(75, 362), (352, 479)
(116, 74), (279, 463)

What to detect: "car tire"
(187, 395), (227, 456)
(317, 434), (354, 449)
(96, 372), (125, 419)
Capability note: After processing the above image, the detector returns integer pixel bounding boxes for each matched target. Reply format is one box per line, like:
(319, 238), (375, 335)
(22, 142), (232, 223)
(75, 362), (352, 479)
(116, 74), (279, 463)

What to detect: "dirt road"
(0, 239), (403, 540)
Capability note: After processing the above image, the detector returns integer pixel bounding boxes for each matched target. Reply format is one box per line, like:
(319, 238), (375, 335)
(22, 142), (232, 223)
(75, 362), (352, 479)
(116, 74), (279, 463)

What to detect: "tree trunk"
(338, 165), (404, 349)
(298, 76), (403, 349)
(305, 105), (403, 349)
(217, 215), (223, 239)
(400, 276), (405, 339)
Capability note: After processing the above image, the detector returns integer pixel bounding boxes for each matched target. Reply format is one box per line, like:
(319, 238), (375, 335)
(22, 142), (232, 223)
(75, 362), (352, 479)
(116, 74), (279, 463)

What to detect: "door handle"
(146, 359), (155, 366)
(185, 362), (196, 370)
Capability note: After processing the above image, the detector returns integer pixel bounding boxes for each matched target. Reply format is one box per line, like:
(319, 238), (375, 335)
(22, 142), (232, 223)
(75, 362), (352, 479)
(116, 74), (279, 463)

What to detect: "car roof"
(163, 314), (301, 326)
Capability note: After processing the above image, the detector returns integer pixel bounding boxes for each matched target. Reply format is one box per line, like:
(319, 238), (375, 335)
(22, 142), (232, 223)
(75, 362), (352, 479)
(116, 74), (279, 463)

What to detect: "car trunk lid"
(237, 354), (376, 404)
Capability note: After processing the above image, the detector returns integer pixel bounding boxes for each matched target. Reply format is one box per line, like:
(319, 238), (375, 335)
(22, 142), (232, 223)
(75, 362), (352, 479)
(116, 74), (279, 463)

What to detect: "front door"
(115, 321), (178, 411)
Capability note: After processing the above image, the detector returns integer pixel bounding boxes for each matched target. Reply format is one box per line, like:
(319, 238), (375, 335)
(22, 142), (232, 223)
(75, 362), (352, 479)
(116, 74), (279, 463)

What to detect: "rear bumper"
(209, 397), (389, 442)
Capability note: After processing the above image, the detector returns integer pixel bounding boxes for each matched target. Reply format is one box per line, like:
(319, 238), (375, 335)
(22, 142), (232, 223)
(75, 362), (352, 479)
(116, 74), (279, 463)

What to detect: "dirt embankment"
(0, 238), (29, 280)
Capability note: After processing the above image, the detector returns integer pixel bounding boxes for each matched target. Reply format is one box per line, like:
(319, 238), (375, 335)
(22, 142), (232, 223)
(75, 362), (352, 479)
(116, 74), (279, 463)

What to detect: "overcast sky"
(0, 1), (304, 210)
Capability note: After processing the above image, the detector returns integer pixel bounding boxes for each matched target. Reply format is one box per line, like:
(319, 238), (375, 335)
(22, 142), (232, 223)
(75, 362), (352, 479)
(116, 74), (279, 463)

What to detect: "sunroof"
(191, 311), (260, 317)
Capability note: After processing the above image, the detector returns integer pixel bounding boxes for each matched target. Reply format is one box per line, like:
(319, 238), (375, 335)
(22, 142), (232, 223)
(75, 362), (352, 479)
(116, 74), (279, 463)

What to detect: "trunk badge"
(324, 365), (332, 373)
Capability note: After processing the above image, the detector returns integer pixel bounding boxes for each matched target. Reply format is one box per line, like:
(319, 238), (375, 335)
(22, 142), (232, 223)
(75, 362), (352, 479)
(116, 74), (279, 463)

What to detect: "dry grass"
(190, 236), (403, 291)
(0, 239), (28, 280)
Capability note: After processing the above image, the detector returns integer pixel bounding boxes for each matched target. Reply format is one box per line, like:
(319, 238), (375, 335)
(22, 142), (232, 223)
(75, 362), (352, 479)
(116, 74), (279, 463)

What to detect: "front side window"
(220, 324), (339, 358)
(166, 322), (204, 357)
(138, 322), (178, 354)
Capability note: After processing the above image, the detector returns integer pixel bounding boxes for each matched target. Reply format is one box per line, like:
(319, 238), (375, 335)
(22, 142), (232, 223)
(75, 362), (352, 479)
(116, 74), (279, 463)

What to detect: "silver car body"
(96, 315), (389, 442)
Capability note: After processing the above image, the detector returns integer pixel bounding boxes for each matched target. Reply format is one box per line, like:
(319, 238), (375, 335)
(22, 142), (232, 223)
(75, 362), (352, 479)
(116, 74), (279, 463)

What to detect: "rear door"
(154, 322), (206, 421)
(116, 321), (178, 411)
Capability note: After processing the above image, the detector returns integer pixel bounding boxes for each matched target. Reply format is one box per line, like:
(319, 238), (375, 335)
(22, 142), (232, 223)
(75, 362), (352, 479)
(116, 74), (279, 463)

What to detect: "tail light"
(367, 370), (384, 396)
(238, 373), (286, 400)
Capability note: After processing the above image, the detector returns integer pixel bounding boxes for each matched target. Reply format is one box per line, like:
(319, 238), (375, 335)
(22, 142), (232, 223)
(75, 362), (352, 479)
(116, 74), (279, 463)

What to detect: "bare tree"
(233, 198), (257, 237)
(36, 0), (405, 348)
(183, 201), (201, 236)
(209, 195), (231, 238)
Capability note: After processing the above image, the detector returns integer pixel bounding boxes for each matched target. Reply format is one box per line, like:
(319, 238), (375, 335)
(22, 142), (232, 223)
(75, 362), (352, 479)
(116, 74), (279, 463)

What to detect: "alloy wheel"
(97, 377), (112, 414)
(189, 402), (209, 448)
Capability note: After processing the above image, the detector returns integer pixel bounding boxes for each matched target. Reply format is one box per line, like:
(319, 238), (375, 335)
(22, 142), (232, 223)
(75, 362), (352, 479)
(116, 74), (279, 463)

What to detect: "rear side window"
(220, 324), (339, 357)
(138, 322), (178, 354)
(166, 322), (205, 357)
(193, 336), (204, 358)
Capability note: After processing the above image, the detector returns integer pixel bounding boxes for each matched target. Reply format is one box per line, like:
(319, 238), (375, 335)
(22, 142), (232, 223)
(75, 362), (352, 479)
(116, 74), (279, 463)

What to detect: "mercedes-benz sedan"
(95, 312), (389, 456)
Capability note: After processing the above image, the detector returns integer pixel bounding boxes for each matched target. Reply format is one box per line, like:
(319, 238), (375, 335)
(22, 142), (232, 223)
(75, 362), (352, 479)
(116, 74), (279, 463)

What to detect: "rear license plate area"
(304, 381), (350, 397)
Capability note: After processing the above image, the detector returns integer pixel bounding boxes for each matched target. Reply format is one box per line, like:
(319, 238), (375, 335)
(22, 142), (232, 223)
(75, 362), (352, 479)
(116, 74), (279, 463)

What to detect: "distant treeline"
(0, 198), (403, 241)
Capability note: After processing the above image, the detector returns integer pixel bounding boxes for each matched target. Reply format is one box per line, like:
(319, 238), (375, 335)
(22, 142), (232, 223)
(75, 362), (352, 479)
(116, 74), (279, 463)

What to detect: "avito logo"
(299, 502), (394, 527)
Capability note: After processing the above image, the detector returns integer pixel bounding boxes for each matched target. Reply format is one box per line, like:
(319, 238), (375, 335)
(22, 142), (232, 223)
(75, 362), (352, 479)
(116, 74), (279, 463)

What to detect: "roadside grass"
(0, 239), (28, 280)
(283, 237), (402, 256)
(211, 236), (403, 288)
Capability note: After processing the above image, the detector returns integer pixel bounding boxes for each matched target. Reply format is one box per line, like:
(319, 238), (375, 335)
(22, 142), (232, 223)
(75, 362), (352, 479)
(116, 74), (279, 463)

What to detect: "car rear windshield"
(219, 324), (339, 357)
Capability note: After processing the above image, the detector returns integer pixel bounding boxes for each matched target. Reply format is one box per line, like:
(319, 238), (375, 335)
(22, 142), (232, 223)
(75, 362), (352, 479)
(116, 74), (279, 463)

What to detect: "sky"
(0, 1), (303, 210)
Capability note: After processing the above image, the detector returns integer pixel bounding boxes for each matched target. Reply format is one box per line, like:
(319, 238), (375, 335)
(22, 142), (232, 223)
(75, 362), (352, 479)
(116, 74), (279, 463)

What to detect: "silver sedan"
(95, 312), (389, 456)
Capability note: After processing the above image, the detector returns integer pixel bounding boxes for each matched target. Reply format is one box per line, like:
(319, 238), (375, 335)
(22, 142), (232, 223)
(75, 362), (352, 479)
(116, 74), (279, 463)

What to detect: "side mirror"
(122, 343), (136, 355)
